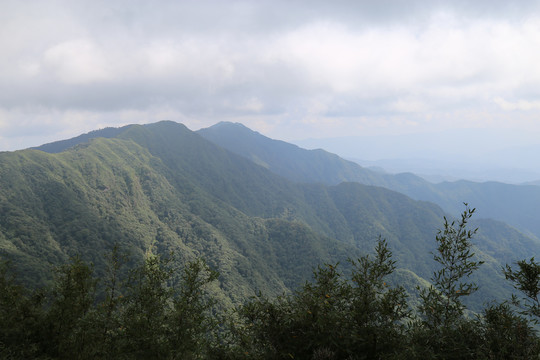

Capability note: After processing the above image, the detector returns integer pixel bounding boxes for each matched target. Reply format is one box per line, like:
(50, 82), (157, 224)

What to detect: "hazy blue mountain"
(198, 122), (540, 240)
(523, 179), (540, 186)
(351, 157), (540, 184)
(293, 129), (540, 184)
(2, 120), (538, 311)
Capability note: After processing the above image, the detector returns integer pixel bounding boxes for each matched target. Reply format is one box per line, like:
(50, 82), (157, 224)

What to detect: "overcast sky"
(2, 0), (540, 153)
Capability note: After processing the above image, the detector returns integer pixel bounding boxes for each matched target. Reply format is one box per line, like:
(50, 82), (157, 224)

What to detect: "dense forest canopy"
(1, 208), (539, 358)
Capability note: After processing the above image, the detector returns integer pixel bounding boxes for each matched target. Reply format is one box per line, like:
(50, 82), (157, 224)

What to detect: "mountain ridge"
(198, 121), (540, 241)
(3, 120), (537, 311)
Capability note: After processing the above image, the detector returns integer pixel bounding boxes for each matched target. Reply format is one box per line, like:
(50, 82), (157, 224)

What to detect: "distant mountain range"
(199, 122), (540, 241)
(0, 120), (537, 312)
(350, 157), (540, 184)
(292, 129), (540, 184)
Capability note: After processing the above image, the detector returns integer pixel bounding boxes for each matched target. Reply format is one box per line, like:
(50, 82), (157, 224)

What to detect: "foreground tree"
(402, 205), (540, 360)
(120, 255), (218, 359)
(477, 302), (539, 359)
(0, 253), (219, 359)
(1, 206), (540, 359)
(403, 205), (484, 358)
(227, 238), (409, 359)
(0, 260), (45, 359)
(503, 257), (540, 322)
(42, 257), (99, 359)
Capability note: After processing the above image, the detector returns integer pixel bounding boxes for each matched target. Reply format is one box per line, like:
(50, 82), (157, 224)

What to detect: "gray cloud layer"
(1, 0), (540, 150)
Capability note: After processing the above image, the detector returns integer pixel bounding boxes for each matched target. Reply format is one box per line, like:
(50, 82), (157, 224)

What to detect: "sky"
(2, 0), (540, 159)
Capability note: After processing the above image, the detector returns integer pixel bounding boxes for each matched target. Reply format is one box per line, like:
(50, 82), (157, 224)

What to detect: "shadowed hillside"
(199, 122), (540, 241)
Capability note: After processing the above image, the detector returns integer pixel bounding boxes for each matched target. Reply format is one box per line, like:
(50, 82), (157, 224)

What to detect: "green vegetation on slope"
(1, 209), (539, 359)
(198, 121), (383, 185)
(199, 121), (540, 240)
(1, 130), (362, 305)
(2, 120), (538, 313)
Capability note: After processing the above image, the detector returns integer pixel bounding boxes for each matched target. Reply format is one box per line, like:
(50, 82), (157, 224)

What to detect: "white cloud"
(391, 99), (428, 113)
(494, 97), (540, 111)
(263, 14), (540, 104)
(2, 0), (540, 149)
(43, 39), (112, 84)
(235, 97), (264, 113)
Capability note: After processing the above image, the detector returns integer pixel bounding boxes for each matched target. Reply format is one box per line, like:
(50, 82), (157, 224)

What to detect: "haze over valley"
(293, 128), (540, 184)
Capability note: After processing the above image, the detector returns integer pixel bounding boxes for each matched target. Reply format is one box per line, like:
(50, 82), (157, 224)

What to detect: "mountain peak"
(33, 120), (190, 154)
(206, 121), (258, 135)
(33, 125), (132, 153)
(211, 121), (248, 128)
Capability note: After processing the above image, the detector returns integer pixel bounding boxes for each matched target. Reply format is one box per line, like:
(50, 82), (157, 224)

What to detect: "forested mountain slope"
(197, 121), (384, 185)
(199, 122), (540, 240)
(3, 138), (358, 305)
(2, 121), (537, 311)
